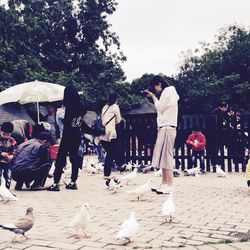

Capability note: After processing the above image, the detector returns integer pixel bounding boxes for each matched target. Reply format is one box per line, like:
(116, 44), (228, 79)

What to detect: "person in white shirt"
(146, 75), (179, 194)
(56, 104), (65, 142)
(100, 93), (121, 178)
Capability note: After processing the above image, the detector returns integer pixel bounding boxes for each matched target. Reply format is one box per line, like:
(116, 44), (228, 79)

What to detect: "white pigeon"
(107, 178), (122, 194)
(154, 169), (162, 177)
(62, 166), (72, 182)
(95, 162), (104, 172)
(161, 192), (175, 223)
(0, 177), (17, 202)
(85, 163), (98, 174)
(127, 179), (153, 200)
(126, 162), (133, 171)
(68, 203), (91, 239)
(216, 166), (228, 177)
(116, 212), (139, 243)
(184, 167), (200, 176)
(120, 168), (138, 185)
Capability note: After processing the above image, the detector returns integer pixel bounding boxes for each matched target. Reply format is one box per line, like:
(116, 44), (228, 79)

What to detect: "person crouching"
(12, 132), (52, 191)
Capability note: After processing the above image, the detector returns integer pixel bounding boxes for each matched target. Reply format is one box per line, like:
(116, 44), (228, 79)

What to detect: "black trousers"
(101, 139), (116, 177)
(0, 162), (12, 189)
(53, 138), (82, 184)
(12, 162), (51, 186)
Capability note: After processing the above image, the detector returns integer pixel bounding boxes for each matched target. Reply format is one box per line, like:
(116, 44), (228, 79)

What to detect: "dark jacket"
(12, 139), (49, 173)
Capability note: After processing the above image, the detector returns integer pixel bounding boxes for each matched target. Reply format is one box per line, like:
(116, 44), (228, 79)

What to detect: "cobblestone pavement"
(0, 167), (250, 250)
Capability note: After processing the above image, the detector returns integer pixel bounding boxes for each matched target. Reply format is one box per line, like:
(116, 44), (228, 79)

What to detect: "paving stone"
(229, 242), (250, 250)
(0, 167), (249, 250)
(212, 243), (237, 250)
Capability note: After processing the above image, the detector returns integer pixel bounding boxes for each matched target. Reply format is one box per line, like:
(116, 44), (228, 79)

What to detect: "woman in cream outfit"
(100, 93), (121, 178)
(146, 75), (179, 194)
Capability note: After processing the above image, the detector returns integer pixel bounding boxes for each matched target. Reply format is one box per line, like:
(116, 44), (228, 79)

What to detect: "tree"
(0, 0), (126, 110)
(176, 25), (250, 114)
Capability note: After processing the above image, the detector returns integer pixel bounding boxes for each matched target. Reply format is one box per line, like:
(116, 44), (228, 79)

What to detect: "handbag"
(92, 106), (115, 136)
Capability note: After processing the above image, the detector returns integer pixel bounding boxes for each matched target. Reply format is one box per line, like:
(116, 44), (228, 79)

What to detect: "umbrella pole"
(37, 101), (40, 123)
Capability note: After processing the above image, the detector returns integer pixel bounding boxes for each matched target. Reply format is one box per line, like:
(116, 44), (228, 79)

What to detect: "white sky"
(109, 0), (250, 81)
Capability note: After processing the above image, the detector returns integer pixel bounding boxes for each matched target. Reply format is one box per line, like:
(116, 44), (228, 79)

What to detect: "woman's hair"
(63, 83), (87, 118)
(150, 75), (171, 90)
(63, 84), (81, 109)
(107, 92), (118, 106)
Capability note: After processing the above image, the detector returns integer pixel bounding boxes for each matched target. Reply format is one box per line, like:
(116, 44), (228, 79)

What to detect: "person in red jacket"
(186, 126), (206, 173)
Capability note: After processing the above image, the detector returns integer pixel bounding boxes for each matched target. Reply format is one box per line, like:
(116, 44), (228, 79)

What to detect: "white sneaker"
(156, 185), (174, 194)
(151, 184), (162, 192)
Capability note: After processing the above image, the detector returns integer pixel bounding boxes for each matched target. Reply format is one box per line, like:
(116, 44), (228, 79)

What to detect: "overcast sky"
(109, 0), (250, 81)
(1, 0), (249, 82)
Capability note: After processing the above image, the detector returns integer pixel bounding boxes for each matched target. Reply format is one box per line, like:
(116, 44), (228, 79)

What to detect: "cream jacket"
(100, 104), (121, 142)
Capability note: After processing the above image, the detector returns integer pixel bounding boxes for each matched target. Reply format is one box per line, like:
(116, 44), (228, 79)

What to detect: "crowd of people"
(0, 75), (249, 195)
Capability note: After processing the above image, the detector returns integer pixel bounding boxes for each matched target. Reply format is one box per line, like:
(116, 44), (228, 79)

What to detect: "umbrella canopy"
(0, 80), (65, 122)
(0, 80), (65, 105)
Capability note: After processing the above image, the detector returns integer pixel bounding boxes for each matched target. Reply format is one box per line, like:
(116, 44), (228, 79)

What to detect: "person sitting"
(12, 132), (52, 191)
(186, 126), (206, 173)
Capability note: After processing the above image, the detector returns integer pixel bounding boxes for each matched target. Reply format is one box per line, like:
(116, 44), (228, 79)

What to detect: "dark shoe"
(30, 185), (45, 191)
(65, 182), (78, 190)
(201, 170), (206, 174)
(15, 182), (23, 191)
(47, 184), (60, 192)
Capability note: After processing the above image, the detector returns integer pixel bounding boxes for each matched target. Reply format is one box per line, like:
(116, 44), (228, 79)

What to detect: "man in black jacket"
(12, 132), (52, 191)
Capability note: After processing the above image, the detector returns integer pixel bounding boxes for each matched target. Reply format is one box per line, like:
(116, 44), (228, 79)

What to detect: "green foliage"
(0, 0), (127, 109)
(176, 25), (250, 114)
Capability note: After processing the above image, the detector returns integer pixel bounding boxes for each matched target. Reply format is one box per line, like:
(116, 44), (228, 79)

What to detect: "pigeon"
(68, 203), (91, 239)
(127, 179), (153, 200)
(154, 169), (162, 177)
(85, 163), (98, 174)
(120, 168), (138, 185)
(216, 166), (228, 177)
(116, 212), (139, 244)
(126, 162), (133, 171)
(0, 177), (18, 202)
(161, 192), (175, 224)
(118, 164), (127, 172)
(184, 167), (200, 176)
(62, 166), (72, 182)
(142, 165), (155, 173)
(106, 178), (122, 194)
(0, 207), (34, 242)
(95, 162), (104, 172)
(173, 169), (181, 177)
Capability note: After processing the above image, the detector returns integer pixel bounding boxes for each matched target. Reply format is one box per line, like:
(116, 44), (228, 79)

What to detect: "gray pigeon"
(0, 207), (34, 243)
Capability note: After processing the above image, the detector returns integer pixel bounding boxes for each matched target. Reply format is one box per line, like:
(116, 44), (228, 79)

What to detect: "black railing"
(117, 114), (250, 172)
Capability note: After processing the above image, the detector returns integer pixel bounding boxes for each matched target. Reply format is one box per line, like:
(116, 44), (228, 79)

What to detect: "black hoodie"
(62, 85), (92, 141)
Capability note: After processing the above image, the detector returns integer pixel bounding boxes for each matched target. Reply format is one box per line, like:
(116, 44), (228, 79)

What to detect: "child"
(0, 122), (17, 189)
(186, 126), (206, 173)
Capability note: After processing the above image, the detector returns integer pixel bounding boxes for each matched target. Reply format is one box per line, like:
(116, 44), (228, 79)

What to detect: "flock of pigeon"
(0, 155), (229, 245)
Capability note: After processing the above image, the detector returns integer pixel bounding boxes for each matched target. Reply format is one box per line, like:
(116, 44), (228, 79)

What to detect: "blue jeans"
(191, 150), (205, 171)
